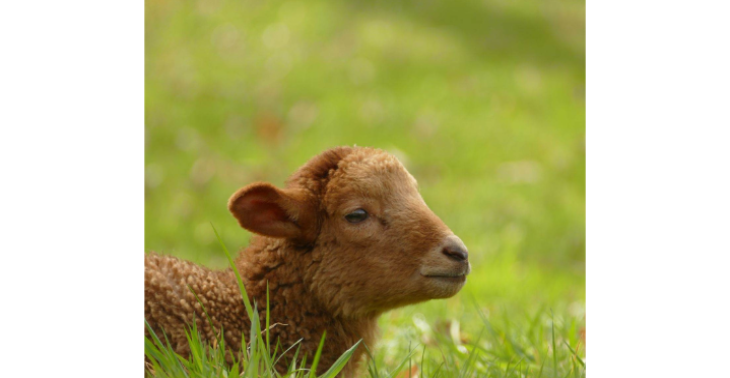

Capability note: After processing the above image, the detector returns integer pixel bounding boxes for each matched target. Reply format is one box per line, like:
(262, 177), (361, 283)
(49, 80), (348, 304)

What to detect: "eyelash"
(344, 208), (368, 223)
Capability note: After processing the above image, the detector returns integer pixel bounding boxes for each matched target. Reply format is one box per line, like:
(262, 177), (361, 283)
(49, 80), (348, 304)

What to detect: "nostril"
(440, 235), (469, 262)
(442, 246), (468, 262)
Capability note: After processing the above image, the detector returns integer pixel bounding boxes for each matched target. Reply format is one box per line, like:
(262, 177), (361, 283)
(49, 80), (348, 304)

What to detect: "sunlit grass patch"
(145, 228), (584, 378)
(145, 305), (585, 378)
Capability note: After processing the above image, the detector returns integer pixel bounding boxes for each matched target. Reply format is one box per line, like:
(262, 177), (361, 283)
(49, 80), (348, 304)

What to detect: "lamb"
(145, 146), (471, 376)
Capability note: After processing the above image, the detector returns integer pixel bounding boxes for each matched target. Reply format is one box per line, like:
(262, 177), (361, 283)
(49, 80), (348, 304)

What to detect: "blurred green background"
(146, 0), (584, 374)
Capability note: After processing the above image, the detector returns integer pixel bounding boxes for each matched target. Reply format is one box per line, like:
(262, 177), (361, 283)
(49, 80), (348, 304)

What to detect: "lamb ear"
(228, 182), (316, 240)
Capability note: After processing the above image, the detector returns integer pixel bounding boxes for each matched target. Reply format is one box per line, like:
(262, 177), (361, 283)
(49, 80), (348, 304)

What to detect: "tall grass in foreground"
(145, 225), (360, 378)
(145, 227), (585, 378)
(145, 317), (361, 378)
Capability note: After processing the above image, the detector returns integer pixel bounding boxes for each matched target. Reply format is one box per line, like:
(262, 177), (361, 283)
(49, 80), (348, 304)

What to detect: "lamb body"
(145, 146), (470, 376)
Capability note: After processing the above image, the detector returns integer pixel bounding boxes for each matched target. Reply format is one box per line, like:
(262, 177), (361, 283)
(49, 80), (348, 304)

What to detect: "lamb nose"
(442, 237), (469, 262)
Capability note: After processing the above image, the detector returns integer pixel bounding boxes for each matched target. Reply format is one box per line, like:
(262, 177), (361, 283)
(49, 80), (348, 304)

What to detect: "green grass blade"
(275, 338), (304, 368)
(266, 281), (271, 350)
(387, 344), (419, 378)
(536, 359), (546, 378)
(307, 331), (327, 378)
(562, 340), (585, 368)
(317, 339), (363, 378)
(187, 284), (216, 334)
(211, 222), (255, 319)
(551, 311), (558, 378)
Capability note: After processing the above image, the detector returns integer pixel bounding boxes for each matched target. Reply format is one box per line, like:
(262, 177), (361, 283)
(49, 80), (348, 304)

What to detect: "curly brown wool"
(145, 146), (471, 377)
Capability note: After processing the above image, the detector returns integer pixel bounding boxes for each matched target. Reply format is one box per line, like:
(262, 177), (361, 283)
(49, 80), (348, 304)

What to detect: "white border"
(1, 1), (729, 376)
(588, 0), (730, 376)
(0, 1), (143, 376)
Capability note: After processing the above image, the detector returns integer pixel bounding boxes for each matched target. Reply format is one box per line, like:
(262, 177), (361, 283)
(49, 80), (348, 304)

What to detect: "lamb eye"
(344, 209), (368, 224)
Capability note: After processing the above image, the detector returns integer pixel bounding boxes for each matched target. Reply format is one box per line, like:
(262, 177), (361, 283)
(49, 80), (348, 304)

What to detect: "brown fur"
(145, 146), (470, 376)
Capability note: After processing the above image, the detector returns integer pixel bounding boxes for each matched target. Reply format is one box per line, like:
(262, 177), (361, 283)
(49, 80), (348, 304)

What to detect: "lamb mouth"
(423, 273), (467, 281)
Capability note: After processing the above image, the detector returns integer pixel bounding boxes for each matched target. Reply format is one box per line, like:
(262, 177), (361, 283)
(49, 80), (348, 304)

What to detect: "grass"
(147, 303), (584, 378)
(145, 227), (362, 378)
(145, 227), (585, 377)
(145, 0), (585, 376)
